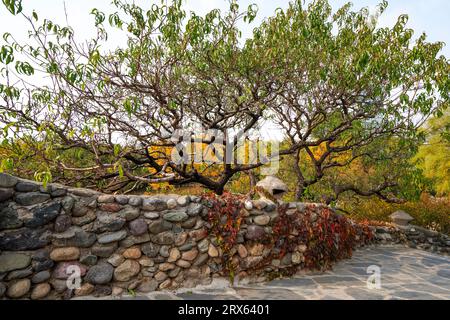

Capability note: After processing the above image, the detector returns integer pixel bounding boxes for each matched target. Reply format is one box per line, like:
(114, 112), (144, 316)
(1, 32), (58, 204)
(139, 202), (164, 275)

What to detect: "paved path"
(79, 245), (450, 300)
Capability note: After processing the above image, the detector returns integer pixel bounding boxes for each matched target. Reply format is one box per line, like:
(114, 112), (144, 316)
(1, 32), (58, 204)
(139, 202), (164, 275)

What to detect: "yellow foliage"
(342, 193), (450, 234)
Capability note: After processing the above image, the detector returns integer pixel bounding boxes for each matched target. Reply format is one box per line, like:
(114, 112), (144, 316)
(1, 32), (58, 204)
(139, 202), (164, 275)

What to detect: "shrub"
(341, 193), (450, 234)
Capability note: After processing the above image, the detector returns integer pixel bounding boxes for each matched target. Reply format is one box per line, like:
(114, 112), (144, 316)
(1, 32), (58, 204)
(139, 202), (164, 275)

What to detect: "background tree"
(413, 110), (450, 196)
(249, 0), (449, 201)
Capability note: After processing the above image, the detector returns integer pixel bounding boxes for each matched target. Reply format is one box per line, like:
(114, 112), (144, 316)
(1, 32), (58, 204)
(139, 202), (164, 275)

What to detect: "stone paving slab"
(173, 245), (450, 300)
(75, 245), (450, 300)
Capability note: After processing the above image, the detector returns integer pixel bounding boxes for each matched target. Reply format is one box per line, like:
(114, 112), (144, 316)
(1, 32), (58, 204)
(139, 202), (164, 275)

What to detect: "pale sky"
(0, 0), (449, 57)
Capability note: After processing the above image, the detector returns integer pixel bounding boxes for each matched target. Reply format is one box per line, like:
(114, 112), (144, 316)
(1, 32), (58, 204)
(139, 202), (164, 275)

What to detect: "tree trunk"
(248, 170), (257, 189)
(293, 150), (305, 201)
(295, 183), (305, 201)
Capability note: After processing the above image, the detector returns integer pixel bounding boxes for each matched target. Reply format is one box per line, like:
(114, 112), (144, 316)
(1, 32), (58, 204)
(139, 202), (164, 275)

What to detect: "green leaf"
(34, 170), (52, 189)
(113, 144), (120, 156)
(357, 52), (369, 71)
(0, 158), (14, 171)
(0, 45), (14, 64)
(118, 164), (124, 177)
(2, 0), (22, 15)
(89, 49), (100, 66)
(15, 61), (34, 75)
(91, 8), (105, 27)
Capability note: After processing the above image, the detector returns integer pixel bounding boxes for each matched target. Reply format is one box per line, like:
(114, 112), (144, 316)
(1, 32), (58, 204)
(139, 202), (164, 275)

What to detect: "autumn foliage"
(202, 192), (374, 281)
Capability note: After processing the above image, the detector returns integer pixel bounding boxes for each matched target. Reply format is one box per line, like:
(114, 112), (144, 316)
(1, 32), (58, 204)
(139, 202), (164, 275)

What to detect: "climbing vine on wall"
(270, 204), (374, 272)
(202, 191), (246, 282)
(202, 192), (374, 282)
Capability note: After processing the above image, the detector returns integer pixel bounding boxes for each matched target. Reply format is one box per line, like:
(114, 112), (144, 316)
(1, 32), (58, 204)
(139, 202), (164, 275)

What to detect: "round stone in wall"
(252, 200), (267, 210)
(154, 271), (168, 282)
(31, 270), (51, 284)
(118, 207), (140, 221)
(31, 283), (51, 300)
(0, 206), (23, 230)
(7, 279), (31, 299)
(151, 231), (175, 245)
(163, 210), (188, 222)
(123, 247), (142, 259)
(245, 225), (266, 240)
(142, 198), (167, 211)
(98, 203), (122, 212)
(254, 215), (271, 226)
(176, 260), (191, 268)
(167, 198), (177, 209)
(25, 202), (62, 228)
(129, 218), (147, 236)
(91, 243), (117, 257)
(141, 242), (160, 258)
(79, 254), (98, 266)
(114, 259), (140, 282)
(128, 196), (142, 206)
(6, 266), (33, 280)
(54, 215), (72, 233)
(0, 252), (31, 273)
(50, 247), (80, 261)
(181, 248), (198, 261)
(138, 256), (154, 267)
(237, 244), (248, 258)
(148, 220), (172, 234)
(193, 253), (209, 267)
(292, 252), (302, 264)
(208, 244), (219, 257)
(181, 217), (196, 229)
(15, 181), (39, 192)
(15, 192), (51, 206)
(0, 173), (18, 188)
(159, 245), (170, 258)
(75, 283), (95, 296)
(143, 212), (159, 219)
(32, 258), (54, 272)
(0, 188), (15, 203)
(167, 248), (181, 262)
(85, 263), (114, 285)
(198, 239), (209, 253)
(187, 203), (203, 216)
(97, 194), (115, 203)
(115, 195), (129, 205)
(177, 195), (190, 207)
(107, 253), (125, 267)
(97, 230), (127, 244)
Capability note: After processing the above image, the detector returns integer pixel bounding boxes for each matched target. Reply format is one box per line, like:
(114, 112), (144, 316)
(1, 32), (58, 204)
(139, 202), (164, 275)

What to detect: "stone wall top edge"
(0, 172), (329, 208)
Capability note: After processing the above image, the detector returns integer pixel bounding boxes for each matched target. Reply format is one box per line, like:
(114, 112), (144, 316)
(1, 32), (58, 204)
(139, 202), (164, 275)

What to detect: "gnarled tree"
(248, 0), (449, 202)
(0, 0), (449, 197)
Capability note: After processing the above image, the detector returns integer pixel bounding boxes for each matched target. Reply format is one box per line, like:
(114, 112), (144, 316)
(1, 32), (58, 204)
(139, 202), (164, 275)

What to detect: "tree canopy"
(0, 0), (449, 198)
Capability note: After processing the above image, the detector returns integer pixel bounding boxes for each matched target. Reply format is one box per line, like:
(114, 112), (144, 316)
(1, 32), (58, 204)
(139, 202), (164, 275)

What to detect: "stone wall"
(371, 224), (450, 254)
(0, 173), (448, 300)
